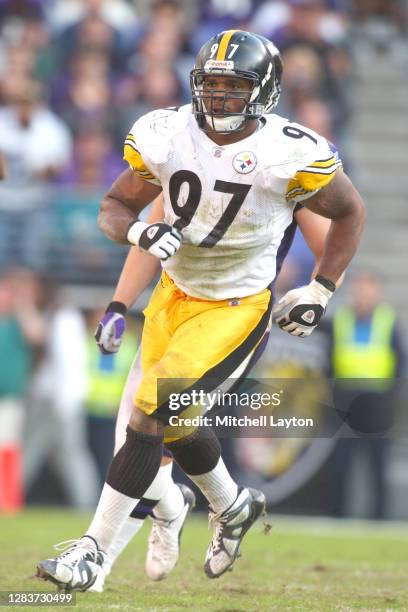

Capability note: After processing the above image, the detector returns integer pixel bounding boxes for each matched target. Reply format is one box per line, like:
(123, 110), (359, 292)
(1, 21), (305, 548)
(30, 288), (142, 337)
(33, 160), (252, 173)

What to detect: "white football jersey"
(124, 105), (342, 300)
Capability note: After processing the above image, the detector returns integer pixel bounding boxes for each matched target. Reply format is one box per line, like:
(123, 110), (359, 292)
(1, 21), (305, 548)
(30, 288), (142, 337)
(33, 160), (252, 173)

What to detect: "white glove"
(272, 276), (335, 337)
(127, 220), (182, 261)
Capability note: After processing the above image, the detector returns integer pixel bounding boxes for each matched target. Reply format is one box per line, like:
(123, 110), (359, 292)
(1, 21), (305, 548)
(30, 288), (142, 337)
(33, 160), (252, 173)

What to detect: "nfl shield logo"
(232, 151), (257, 174)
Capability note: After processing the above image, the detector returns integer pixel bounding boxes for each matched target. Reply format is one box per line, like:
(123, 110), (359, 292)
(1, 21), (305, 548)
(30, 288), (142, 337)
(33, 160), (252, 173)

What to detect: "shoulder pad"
(261, 115), (338, 178)
(128, 105), (190, 165)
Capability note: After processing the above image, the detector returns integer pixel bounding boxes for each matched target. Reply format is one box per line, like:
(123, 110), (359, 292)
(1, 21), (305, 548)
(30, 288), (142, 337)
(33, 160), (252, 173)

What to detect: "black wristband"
(106, 301), (128, 315)
(127, 218), (139, 233)
(126, 218), (140, 245)
(315, 275), (336, 293)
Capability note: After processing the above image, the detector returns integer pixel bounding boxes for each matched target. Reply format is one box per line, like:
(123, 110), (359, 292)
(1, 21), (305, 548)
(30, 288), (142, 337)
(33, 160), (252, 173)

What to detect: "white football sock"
(106, 463), (179, 563)
(106, 516), (143, 567)
(186, 457), (238, 513)
(153, 476), (184, 521)
(144, 461), (173, 499)
(86, 483), (140, 551)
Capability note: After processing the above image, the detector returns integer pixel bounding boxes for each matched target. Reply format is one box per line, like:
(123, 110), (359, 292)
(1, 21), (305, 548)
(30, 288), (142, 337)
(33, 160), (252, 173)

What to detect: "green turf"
(1, 509), (408, 611)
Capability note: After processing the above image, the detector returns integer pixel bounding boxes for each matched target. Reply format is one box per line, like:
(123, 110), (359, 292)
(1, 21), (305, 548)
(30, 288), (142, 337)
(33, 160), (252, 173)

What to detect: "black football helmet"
(190, 30), (283, 134)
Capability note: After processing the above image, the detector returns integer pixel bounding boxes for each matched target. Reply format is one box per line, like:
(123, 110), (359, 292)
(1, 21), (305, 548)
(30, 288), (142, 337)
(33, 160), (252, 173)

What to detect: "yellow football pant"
(134, 272), (272, 436)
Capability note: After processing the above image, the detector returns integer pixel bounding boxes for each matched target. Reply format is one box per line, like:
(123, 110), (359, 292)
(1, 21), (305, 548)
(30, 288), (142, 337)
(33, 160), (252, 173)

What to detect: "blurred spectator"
(112, 3), (190, 141)
(58, 125), (124, 189)
(0, 16), (53, 88)
(57, 71), (113, 136)
(252, 1), (352, 141)
(0, 268), (44, 511)
(327, 272), (406, 519)
(0, 79), (72, 269)
(23, 278), (99, 510)
(120, 0), (192, 112)
(47, 190), (126, 286)
(85, 309), (142, 490)
(279, 44), (326, 116)
(56, 0), (123, 72)
(49, 50), (113, 116)
(193, 0), (260, 52)
(0, 44), (36, 96)
(350, 0), (407, 36)
(115, 64), (185, 145)
(46, 0), (139, 33)
(349, 0), (408, 58)
(49, 126), (125, 284)
(0, 0), (44, 25)
(252, 0), (349, 47)
(295, 98), (334, 141)
(22, 18), (56, 84)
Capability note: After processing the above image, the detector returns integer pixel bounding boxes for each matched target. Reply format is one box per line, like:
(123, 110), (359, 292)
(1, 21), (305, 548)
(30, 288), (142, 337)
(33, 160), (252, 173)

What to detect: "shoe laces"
(208, 490), (249, 554)
(208, 510), (230, 554)
(53, 539), (97, 563)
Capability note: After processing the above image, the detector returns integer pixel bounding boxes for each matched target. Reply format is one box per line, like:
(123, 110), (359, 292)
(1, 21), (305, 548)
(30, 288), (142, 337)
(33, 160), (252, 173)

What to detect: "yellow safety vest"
(333, 304), (396, 388)
(86, 334), (137, 417)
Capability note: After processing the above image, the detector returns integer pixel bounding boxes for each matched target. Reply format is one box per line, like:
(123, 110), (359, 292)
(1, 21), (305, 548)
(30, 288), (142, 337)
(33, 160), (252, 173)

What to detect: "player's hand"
(272, 276), (335, 337)
(127, 220), (182, 261)
(94, 301), (127, 354)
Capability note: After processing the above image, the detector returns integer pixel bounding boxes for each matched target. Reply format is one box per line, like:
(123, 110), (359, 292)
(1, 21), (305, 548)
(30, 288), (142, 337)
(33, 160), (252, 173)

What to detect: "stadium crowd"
(0, 0), (407, 517)
(1, 0), (397, 281)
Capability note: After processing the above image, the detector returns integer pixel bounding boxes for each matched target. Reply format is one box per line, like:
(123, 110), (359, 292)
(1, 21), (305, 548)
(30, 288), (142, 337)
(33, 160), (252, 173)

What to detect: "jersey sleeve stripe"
(286, 186), (308, 199)
(308, 157), (337, 168)
(286, 161), (340, 197)
(295, 167), (339, 192)
(298, 166), (339, 177)
(136, 169), (156, 179)
(124, 139), (140, 153)
(123, 144), (157, 181)
(303, 158), (342, 172)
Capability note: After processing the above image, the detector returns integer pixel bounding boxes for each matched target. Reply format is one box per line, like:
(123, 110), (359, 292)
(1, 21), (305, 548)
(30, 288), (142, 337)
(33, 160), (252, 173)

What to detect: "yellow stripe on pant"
(134, 272), (272, 436)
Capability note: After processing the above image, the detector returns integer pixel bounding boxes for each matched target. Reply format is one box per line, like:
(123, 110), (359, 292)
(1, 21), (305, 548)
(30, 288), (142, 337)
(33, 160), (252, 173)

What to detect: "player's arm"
(111, 195), (163, 309)
(95, 194), (164, 354)
(294, 206), (344, 288)
(274, 170), (364, 337)
(301, 169), (365, 284)
(98, 168), (162, 244)
(99, 168), (181, 260)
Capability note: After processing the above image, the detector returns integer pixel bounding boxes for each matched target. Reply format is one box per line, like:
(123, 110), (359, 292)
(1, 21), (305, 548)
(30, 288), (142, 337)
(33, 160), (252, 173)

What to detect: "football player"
(37, 30), (364, 592)
(87, 192), (343, 593)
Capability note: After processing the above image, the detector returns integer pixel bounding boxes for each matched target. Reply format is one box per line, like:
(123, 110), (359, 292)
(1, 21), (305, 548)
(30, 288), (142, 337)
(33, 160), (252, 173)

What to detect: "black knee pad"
(165, 427), (221, 475)
(107, 426), (163, 498)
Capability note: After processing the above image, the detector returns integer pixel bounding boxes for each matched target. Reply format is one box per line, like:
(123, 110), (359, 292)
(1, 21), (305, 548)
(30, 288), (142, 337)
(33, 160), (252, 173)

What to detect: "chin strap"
(205, 114), (246, 133)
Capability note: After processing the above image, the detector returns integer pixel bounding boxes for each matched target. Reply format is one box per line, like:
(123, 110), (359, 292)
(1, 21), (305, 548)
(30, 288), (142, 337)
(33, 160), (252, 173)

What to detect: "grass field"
(1, 509), (408, 611)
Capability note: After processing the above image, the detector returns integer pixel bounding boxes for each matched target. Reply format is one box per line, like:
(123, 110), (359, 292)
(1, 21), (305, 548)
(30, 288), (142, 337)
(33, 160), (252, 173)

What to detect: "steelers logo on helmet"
(190, 30), (283, 135)
(233, 151), (257, 174)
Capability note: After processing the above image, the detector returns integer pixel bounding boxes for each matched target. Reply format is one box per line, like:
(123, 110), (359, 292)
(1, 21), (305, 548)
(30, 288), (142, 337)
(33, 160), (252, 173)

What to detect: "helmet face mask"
(191, 72), (261, 134)
(190, 31), (282, 135)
